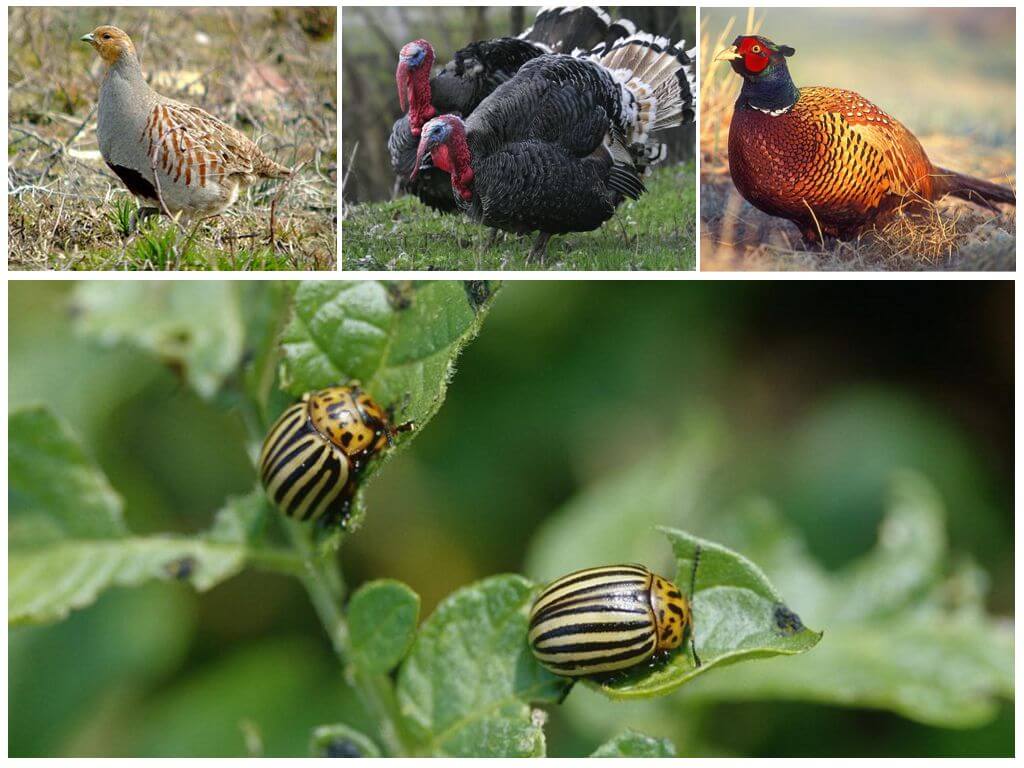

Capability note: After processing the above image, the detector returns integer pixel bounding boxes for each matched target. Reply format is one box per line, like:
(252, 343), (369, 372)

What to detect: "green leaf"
(591, 730), (676, 757)
(682, 474), (1014, 728)
(9, 407), (293, 625)
(396, 575), (565, 757)
(9, 407), (125, 543)
(310, 724), (382, 758)
(348, 579), (420, 674)
(277, 280), (499, 530)
(587, 528), (823, 699)
(72, 281), (246, 399)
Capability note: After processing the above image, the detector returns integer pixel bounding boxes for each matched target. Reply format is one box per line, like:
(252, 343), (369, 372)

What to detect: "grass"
(7, 7), (337, 271)
(699, 9), (1016, 271)
(341, 163), (696, 271)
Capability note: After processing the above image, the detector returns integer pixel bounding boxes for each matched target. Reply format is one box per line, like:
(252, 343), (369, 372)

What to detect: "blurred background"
(700, 8), (1016, 270)
(8, 280), (1013, 756)
(340, 6), (697, 204)
(8, 7), (337, 269)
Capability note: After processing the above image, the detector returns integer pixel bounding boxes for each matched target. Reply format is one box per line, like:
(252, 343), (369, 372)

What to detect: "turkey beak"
(396, 60), (410, 112)
(410, 138), (432, 180)
(714, 46), (742, 62)
(80, 32), (95, 44)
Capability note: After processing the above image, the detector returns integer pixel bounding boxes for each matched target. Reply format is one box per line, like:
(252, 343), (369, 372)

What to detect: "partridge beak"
(80, 33), (95, 43)
(714, 45), (742, 62)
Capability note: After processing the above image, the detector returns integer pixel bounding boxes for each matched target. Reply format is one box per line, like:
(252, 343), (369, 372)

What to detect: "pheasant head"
(413, 115), (473, 201)
(397, 39), (436, 135)
(715, 35), (800, 114)
(81, 26), (137, 66)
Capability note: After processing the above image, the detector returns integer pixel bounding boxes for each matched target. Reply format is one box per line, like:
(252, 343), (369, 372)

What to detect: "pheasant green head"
(715, 35), (795, 78)
(716, 35), (800, 114)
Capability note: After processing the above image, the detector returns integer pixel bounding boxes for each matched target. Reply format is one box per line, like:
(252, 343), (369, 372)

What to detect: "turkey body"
(463, 140), (618, 235)
(454, 54), (644, 238)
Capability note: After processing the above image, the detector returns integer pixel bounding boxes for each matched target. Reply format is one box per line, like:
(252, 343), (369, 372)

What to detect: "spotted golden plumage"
(716, 35), (1015, 243)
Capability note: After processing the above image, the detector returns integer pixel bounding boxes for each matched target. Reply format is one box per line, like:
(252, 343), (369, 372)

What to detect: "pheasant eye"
(751, 45), (762, 54)
(103, 34), (111, 40)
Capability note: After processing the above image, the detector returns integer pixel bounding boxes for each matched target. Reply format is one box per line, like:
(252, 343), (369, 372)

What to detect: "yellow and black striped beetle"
(528, 563), (696, 678)
(258, 384), (412, 528)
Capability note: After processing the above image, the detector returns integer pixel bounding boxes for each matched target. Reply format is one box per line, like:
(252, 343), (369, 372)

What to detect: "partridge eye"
(103, 34), (111, 40)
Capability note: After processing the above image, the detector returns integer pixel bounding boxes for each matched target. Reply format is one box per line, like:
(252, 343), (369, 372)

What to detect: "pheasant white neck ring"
(413, 115), (474, 201)
(397, 40), (436, 136)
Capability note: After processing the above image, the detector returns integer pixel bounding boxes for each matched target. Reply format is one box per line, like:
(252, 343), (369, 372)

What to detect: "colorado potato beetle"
(528, 563), (695, 677)
(258, 385), (413, 527)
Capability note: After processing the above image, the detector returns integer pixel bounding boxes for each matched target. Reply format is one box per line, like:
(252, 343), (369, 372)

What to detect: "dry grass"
(7, 7), (338, 270)
(699, 10), (1016, 271)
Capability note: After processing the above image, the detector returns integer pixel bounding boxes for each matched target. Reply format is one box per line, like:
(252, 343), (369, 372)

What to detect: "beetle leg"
(556, 679), (575, 705)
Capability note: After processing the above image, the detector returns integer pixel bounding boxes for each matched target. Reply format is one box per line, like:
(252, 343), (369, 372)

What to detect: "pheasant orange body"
(717, 35), (1015, 243)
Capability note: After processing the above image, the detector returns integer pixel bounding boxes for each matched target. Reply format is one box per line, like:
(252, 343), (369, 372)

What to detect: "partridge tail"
(934, 167), (1015, 209)
(257, 156), (293, 180)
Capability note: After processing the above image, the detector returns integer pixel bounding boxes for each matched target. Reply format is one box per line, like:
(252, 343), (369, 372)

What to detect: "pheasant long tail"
(932, 167), (1015, 209)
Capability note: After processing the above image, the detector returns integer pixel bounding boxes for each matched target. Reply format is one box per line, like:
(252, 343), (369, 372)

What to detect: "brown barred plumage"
(717, 35), (1015, 243)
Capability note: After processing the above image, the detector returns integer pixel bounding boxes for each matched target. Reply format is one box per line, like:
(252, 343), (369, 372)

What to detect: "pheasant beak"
(80, 33), (95, 44)
(714, 45), (742, 62)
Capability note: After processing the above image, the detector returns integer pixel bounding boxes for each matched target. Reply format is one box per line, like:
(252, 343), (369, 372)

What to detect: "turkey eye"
(751, 45), (762, 54)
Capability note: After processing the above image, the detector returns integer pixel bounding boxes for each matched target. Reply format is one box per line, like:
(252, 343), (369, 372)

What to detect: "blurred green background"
(8, 280), (1013, 756)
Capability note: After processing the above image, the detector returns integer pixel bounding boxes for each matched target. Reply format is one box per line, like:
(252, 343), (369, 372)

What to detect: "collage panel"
(2, 0), (1020, 763)
(7, 279), (1015, 757)
(8, 7), (337, 271)
(340, 6), (697, 271)
(700, 7), (1016, 271)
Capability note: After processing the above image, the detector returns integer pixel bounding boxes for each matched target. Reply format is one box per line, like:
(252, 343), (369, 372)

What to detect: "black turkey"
(388, 6), (617, 213)
(412, 33), (696, 260)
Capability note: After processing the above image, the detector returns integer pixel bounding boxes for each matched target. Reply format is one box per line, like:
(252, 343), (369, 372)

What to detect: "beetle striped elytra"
(528, 563), (695, 678)
(258, 384), (413, 528)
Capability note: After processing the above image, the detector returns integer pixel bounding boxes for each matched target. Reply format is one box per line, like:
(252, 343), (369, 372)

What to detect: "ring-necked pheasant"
(715, 35), (1015, 243)
(82, 26), (291, 219)
(388, 6), (620, 212)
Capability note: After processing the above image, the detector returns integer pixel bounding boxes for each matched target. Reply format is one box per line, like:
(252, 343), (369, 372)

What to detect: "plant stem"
(283, 519), (414, 757)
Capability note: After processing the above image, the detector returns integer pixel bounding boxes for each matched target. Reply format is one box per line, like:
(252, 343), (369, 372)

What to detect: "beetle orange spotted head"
(649, 573), (691, 651)
(306, 386), (413, 458)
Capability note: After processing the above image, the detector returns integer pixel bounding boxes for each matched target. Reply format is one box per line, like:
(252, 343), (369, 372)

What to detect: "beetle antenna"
(690, 543), (702, 668)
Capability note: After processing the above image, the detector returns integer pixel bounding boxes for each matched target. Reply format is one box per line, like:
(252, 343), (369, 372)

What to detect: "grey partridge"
(82, 25), (291, 219)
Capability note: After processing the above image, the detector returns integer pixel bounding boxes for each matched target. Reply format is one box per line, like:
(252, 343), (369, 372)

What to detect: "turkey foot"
(484, 227), (501, 249)
(528, 232), (552, 264)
